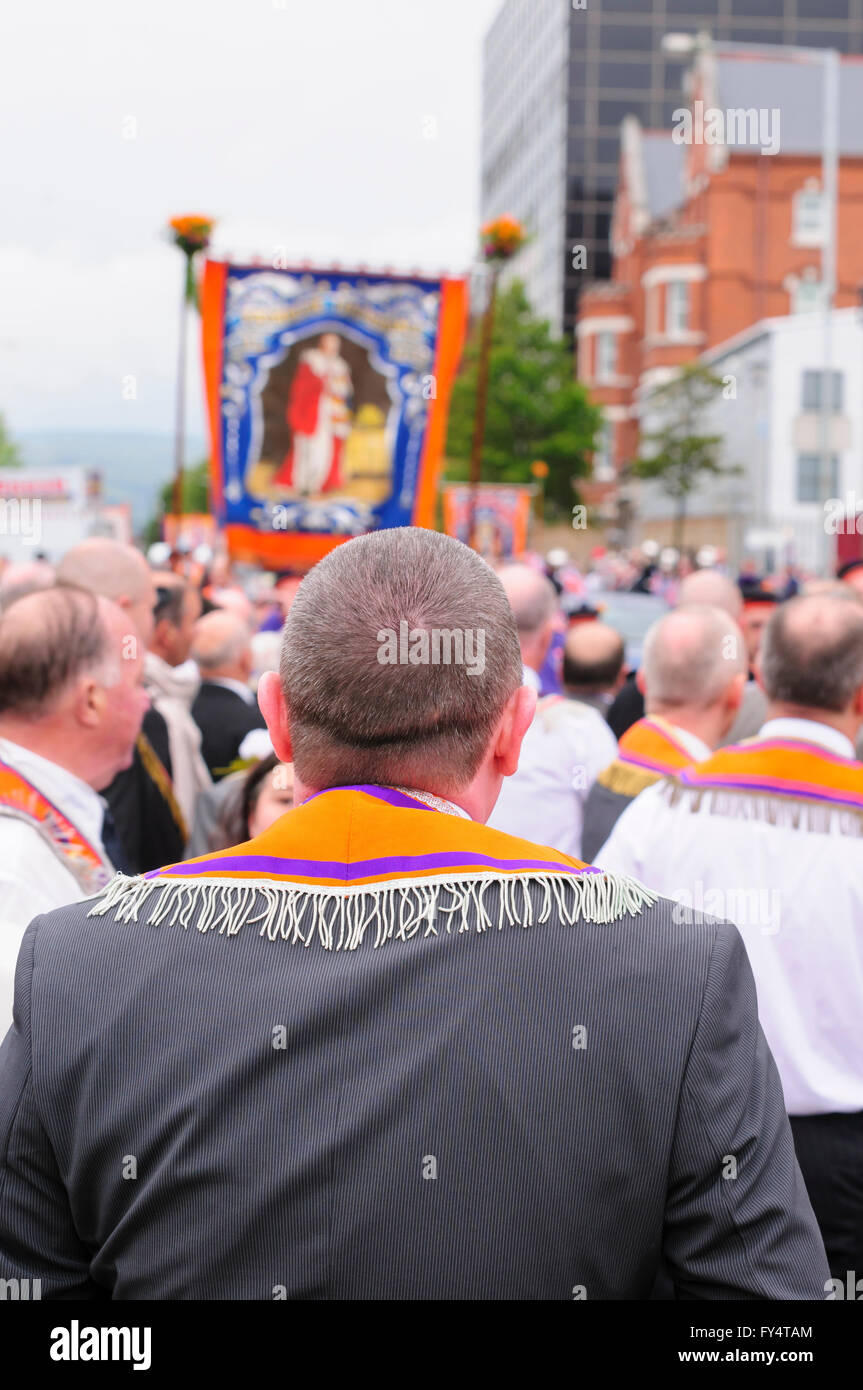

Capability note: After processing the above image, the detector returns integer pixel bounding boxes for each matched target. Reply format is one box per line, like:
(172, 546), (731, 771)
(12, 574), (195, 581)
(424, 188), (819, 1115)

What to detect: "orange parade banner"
(200, 260), (468, 570)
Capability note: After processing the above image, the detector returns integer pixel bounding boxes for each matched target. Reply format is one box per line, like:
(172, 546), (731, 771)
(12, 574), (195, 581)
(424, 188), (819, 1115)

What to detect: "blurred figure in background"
(57, 538), (187, 872)
(146, 575), (211, 826)
(837, 557), (863, 600)
(597, 593), (863, 1276)
(487, 564), (617, 859)
(191, 610), (266, 780)
(211, 754), (294, 852)
(561, 620), (626, 716)
(605, 567), (769, 747)
(581, 606), (746, 863)
(680, 569), (769, 746)
(0, 559), (54, 611)
(0, 587), (147, 1030)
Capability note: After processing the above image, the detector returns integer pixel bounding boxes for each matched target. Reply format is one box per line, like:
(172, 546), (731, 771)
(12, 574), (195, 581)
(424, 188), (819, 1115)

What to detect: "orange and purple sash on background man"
(90, 785), (656, 946)
(596, 717), (695, 800)
(0, 758), (111, 895)
(676, 737), (863, 812)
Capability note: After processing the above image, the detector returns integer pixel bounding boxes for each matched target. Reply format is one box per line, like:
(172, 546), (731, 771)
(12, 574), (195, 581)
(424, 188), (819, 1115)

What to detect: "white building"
(633, 308), (863, 573)
(0, 468), (131, 564)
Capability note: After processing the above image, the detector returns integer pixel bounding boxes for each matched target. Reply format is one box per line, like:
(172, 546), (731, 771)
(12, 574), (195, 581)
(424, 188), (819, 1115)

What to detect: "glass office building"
(481, 0), (863, 339)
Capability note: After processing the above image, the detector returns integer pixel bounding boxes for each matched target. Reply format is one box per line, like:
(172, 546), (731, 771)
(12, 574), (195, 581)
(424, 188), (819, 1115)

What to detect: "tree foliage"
(633, 363), (737, 547)
(0, 413), (22, 469)
(445, 281), (601, 515)
(143, 458), (209, 544)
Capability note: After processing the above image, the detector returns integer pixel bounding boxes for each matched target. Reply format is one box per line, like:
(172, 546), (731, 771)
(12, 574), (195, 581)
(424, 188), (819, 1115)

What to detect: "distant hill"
(14, 430), (208, 534)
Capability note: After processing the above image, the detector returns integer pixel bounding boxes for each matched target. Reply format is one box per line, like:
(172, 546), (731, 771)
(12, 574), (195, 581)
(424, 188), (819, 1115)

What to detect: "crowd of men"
(0, 529), (859, 1299)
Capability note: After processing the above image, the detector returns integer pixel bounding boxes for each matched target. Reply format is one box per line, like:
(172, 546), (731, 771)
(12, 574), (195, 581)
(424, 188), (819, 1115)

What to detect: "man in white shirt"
(597, 592), (863, 1278)
(487, 565), (617, 860)
(581, 605), (746, 862)
(0, 585), (149, 1032)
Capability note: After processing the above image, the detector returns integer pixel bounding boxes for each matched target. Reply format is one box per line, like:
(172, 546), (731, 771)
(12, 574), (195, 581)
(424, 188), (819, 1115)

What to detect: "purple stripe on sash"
(148, 851), (602, 881)
(301, 784), (436, 813)
(619, 751), (674, 776)
(679, 769), (863, 808)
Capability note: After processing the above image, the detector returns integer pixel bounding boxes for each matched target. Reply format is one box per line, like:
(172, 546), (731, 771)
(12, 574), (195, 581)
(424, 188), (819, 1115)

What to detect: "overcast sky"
(0, 0), (502, 438)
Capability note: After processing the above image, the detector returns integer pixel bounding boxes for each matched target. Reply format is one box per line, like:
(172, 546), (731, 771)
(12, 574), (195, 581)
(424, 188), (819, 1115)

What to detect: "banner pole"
(171, 254), (189, 523)
(468, 266), (498, 551)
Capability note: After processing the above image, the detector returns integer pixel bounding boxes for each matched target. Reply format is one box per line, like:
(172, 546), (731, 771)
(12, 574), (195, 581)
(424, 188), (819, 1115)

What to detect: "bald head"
(643, 605), (746, 710)
(495, 565), (557, 632)
(0, 560), (55, 612)
(192, 609), (253, 681)
(677, 568), (743, 620)
(562, 621), (624, 697)
(761, 593), (863, 714)
(495, 564), (559, 673)
(57, 538), (156, 646)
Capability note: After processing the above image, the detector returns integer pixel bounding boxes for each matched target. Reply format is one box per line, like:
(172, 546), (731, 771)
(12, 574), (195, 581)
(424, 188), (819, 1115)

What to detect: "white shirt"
(660, 723), (712, 764)
(0, 738), (110, 1039)
(488, 690), (618, 860)
(596, 717), (863, 1115)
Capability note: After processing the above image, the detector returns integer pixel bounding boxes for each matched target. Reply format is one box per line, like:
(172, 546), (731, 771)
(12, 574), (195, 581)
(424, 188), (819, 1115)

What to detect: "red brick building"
(576, 47), (863, 534)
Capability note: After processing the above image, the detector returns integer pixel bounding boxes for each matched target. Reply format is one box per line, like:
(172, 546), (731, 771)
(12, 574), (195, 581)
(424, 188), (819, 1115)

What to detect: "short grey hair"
(643, 605), (746, 708)
(281, 528), (523, 791)
(0, 585), (116, 718)
(761, 593), (863, 712)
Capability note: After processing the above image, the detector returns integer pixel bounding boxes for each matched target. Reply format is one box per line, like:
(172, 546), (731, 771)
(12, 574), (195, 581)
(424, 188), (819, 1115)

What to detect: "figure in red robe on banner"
(274, 332), (353, 495)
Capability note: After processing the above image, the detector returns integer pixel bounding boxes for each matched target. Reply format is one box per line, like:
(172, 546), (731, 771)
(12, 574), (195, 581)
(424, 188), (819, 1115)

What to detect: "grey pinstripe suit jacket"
(0, 885), (828, 1299)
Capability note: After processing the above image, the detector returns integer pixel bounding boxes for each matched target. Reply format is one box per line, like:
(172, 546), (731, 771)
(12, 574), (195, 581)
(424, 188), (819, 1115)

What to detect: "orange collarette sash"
(675, 737), (863, 812)
(597, 717), (696, 799)
(90, 785), (658, 948)
(0, 757), (112, 895)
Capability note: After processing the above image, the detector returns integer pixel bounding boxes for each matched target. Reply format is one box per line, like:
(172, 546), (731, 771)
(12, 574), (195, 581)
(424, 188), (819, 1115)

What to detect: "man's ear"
(75, 677), (104, 729)
(495, 684), (536, 779)
(634, 666), (646, 697)
(257, 670), (293, 763)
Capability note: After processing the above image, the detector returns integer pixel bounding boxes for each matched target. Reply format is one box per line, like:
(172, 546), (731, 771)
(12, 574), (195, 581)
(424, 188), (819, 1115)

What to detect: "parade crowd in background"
(0, 531), (860, 1295)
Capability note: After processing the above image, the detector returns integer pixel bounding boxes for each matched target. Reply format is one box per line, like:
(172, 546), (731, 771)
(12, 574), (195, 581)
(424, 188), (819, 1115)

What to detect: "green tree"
(445, 281), (601, 516)
(633, 363), (737, 550)
(143, 458), (210, 545)
(0, 413), (22, 468)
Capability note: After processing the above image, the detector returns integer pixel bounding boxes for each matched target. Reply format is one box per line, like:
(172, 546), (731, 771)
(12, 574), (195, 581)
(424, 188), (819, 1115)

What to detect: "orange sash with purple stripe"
(0, 758), (111, 895)
(91, 785), (657, 946)
(597, 718), (696, 799)
(677, 737), (863, 812)
(618, 718), (696, 776)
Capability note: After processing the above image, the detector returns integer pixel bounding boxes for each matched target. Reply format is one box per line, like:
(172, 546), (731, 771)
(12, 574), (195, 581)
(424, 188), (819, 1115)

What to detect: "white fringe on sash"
(662, 778), (863, 836)
(87, 869), (658, 948)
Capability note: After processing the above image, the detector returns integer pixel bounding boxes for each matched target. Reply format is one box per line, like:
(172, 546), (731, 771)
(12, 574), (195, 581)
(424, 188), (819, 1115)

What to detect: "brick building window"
(666, 280), (690, 335)
(593, 420), (615, 481)
(792, 187), (826, 248)
(791, 273), (826, 314)
(596, 330), (616, 382)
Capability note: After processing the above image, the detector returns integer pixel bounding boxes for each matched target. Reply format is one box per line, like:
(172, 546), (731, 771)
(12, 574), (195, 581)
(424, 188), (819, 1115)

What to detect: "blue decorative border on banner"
(215, 266), (444, 537)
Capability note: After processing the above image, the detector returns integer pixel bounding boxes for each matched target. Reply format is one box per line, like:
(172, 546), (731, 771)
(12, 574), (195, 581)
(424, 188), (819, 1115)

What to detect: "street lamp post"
(662, 32), (840, 575)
